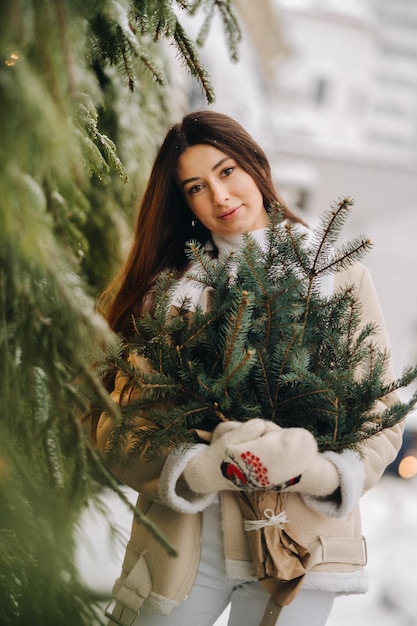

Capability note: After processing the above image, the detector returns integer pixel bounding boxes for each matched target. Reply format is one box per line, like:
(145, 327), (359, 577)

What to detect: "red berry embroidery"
(239, 450), (271, 487)
(222, 450), (302, 491)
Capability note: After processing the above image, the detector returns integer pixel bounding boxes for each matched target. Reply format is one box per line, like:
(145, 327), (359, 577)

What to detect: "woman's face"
(176, 144), (269, 236)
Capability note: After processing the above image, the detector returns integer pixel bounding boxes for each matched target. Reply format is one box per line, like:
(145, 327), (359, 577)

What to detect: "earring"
(191, 218), (198, 228)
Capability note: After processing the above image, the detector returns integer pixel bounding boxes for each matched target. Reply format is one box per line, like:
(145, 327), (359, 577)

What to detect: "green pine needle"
(99, 198), (417, 462)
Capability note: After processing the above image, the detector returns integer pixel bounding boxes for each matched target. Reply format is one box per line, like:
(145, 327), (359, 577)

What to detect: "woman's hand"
(183, 419), (324, 494)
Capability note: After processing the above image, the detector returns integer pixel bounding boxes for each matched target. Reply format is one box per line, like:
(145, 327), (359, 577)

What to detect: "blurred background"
(78, 1), (417, 624)
(2, 0), (417, 624)
(79, 0), (417, 623)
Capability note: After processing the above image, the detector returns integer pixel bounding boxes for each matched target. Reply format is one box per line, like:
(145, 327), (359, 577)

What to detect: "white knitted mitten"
(183, 419), (319, 494)
(251, 421), (342, 498)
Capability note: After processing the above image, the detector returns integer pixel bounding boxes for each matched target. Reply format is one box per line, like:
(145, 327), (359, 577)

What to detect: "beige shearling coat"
(97, 262), (404, 623)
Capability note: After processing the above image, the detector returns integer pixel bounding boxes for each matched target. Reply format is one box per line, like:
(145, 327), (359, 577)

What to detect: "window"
(313, 77), (329, 105)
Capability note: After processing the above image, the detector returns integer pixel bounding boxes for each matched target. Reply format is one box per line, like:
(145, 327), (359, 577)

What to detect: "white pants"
(134, 502), (335, 626)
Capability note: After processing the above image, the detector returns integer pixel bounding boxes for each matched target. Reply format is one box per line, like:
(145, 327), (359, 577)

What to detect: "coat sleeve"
(96, 355), (216, 511)
(96, 360), (168, 501)
(335, 263), (405, 493)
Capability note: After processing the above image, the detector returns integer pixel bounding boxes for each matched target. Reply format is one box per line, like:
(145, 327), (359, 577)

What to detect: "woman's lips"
(219, 205), (241, 220)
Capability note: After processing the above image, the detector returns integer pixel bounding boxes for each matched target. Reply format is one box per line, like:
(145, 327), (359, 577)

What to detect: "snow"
(77, 474), (417, 625)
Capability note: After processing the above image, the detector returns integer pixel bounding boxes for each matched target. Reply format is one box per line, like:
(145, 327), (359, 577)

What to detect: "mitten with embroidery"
(281, 450), (340, 496)
(183, 419), (318, 494)
(247, 423), (342, 498)
(260, 429), (366, 518)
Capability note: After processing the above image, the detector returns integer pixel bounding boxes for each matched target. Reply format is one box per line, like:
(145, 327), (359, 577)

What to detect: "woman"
(94, 111), (403, 626)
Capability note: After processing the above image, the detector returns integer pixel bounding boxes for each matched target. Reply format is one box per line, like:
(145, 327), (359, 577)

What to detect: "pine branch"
(214, 0), (242, 62)
(222, 289), (254, 371)
(192, 0), (242, 62)
(311, 196), (354, 270)
(173, 20), (215, 103)
(129, 0), (243, 103)
(98, 199), (417, 463)
(309, 198), (373, 276)
(86, 446), (177, 556)
(0, 1), (245, 621)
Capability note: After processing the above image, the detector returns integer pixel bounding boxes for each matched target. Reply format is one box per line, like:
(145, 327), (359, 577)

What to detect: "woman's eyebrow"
(212, 156), (230, 171)
(181, 157), (231, 188)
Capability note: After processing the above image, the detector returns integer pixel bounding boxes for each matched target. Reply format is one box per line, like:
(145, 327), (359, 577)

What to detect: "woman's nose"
(211, 182), (230, 206)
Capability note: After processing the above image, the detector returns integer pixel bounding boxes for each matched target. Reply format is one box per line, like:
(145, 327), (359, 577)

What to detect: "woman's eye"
(222, 166), (234, 177)
(188, 183), (204, 195)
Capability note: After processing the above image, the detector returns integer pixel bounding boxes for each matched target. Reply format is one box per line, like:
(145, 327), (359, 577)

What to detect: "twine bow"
(244, 508), (289, 531)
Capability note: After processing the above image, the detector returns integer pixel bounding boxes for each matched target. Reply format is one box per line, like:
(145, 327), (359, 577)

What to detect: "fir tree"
(0, 1), (241, 624)
(98, 198), (417, 464)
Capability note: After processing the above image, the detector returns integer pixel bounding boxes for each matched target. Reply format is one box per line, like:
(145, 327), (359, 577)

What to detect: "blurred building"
(269, 0), (417, 159)
(260, 0), (417, 213)
(370, 0), (417, 158)
(269, 0), (379, 157)
(247, 0), (417, 383)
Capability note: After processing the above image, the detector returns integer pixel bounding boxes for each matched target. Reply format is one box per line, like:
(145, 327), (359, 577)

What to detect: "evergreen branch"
(0, 0), (245, 620)
(196, 374), (214, 393)
(186, 240), (234, 287)
(311, 197), (354, 272)
(307, 198), (372, 279)
(331, 398), (339, 443)
(163, 404), (212, 429)
(172, 20), (215, 103)
(178, 315), (218, 349)
(256, 349), (274, 415)
(240, 236), (273, 343)
(284, 221), (311, 277)
(191, 0), (241, 61)
(138, 49), (167, 84)
(75, 93), (128, 182)
(275, 385), (336, 410)
(316, 238), (373, 276)
(86, 446), (177, 556)
(90, 7), (141, 87)
(195, 12), (214, 48)
(282, 223), (314, 340)
(100, 198), (417, 460)
(121, 45), (136, 90)
(77, 359), (123, 426)
(189, 0), (205, 15)
(214, 0), (242, 62)
(223, 290), (252, 371)
(176, 0), (193, 9)
(223, 348), (255, 385)
(129, 0), (242, 102)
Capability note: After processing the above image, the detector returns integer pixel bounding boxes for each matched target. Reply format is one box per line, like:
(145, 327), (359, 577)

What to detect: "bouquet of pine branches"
(99, 198), (417, 462)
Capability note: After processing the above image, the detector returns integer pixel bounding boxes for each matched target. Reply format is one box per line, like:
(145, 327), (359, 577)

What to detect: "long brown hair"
(100, 110), (304, 337)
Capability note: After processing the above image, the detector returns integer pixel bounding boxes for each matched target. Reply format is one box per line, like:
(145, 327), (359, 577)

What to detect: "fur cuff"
(143, 590), (180, 616)
(303, 569), (369, 595)
(302, 449), (364, 518)
(158, 445), (217, 514)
